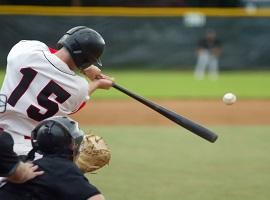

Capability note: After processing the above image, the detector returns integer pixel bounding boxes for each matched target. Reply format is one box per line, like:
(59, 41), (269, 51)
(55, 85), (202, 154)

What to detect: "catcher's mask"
(57, 26), (105, 69)
(30, 116), (84, 160)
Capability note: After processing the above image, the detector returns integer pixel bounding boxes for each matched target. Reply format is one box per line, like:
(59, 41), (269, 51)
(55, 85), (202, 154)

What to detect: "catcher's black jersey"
(0, 131), (19, 177)
(0, 155), (100, 200)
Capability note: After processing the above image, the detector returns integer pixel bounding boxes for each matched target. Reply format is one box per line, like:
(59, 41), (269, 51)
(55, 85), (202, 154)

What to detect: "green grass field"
(92, 70), (270, 99)
(1, 70), (269, 199)
(1, 70), (270, 99)
(85, 126), (270, 200)
(79, 70), (269, 200)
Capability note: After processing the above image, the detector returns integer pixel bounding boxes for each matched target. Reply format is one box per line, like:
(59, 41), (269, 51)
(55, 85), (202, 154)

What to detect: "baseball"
(223, 93), (237, 105)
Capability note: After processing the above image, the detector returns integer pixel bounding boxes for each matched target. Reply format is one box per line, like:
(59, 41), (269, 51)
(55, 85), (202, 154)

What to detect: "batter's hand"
(89, 78), (113, 95)
(83, 65), (102, 81)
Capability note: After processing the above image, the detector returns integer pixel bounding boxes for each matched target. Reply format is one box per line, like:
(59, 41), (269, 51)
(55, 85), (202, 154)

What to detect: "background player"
(0, 116), (105, 200)
(194, 29), (222, 80)
(0, 26), (114, 155)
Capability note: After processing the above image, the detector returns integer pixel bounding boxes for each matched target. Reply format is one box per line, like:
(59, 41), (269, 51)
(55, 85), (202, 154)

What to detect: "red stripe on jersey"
(69, 101), (87, 115)
(24, 136), (31, 140)
(49, 48), (57, 54)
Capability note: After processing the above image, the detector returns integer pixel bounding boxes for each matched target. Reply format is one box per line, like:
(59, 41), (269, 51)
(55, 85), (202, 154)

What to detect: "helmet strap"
(26, 146), (38, 161)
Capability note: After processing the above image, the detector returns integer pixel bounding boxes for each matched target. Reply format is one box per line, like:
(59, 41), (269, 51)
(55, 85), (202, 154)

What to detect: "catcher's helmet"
(31, 116), (84, 158)
(57, 26), (105, 69)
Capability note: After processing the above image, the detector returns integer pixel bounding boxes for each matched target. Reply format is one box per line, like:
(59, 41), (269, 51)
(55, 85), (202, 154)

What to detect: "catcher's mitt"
(75, 134), (111, 173)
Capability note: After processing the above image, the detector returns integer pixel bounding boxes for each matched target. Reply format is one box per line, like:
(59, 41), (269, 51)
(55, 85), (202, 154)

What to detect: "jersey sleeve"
(69, 101), (87, 115)
(56, 163), (101, 199)
(0, 131), (20, 177)
(11, 40), (48, 53)
(7, 40), (49, 68)
(69, 78), (90, 114)
(62, 175), (101, 199)
(48, 47), (58, 54)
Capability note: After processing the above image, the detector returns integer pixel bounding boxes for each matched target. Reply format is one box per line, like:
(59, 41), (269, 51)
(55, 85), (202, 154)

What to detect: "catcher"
(0, 116), (111, 200)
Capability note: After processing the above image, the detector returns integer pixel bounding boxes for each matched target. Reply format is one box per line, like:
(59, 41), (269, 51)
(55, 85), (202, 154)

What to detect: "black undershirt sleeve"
(58, 166), (101, 199)
(33, 157), (101, 200)
(0, 131), (20, 177)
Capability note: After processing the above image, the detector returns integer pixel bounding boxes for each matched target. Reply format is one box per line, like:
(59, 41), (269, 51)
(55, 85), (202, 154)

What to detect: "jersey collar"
(42, 50), (76, 76)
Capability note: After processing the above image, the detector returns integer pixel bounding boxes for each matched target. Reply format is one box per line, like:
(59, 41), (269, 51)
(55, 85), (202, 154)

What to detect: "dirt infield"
(72, 99), (270, 125)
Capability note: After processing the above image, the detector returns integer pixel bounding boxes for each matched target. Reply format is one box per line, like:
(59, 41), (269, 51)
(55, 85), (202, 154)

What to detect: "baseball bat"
(112, 83), (218, 143)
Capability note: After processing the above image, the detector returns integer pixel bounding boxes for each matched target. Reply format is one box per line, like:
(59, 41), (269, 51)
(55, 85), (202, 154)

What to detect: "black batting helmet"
(31, 116), (84, 158)
(57, 26), (105, 69)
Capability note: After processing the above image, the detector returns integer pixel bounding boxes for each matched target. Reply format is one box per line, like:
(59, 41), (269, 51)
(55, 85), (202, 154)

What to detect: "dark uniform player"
(0, 116), (105, 200)
(194, 29), (222, 80)
(0, 131), (20, 177)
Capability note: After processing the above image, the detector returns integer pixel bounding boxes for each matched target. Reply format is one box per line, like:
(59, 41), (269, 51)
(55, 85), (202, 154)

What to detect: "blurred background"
(0, 0), (270, 70)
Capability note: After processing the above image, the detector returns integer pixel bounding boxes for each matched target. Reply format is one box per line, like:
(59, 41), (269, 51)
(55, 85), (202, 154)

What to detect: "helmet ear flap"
(31, 121), (47, 150)
(56, 35), (66, 49)
(28, 122), (52, 160)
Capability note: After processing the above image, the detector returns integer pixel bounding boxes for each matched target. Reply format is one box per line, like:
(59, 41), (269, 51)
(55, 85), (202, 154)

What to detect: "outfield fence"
(0, 6), (270, 70)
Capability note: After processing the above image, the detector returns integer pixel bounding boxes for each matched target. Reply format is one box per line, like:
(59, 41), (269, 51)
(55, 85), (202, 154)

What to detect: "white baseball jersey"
(0, 40), (89, 138)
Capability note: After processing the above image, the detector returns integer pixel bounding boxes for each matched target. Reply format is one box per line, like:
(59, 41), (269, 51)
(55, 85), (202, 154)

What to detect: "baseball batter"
(0, 26), (113, 155)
